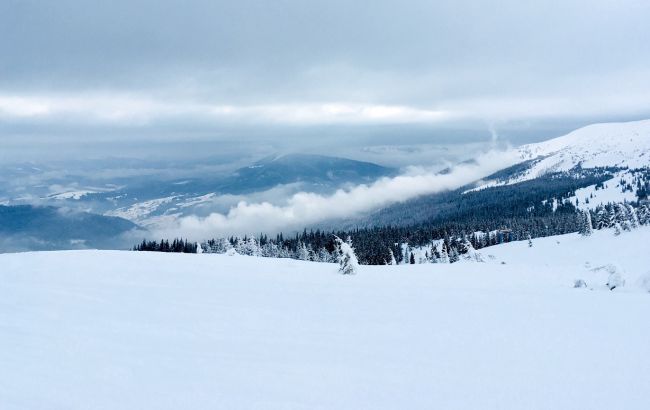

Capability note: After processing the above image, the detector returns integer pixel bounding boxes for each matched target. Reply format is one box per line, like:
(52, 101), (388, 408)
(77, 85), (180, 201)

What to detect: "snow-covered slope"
(1, 228), (649, 410)
(520, 119), (650, 171)
(476, 119), (650, 191)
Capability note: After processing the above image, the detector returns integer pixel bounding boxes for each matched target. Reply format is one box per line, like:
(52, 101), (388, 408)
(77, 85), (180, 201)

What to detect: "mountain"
(101, 154), (396, 224)
(343, 119), (650, 230)
(477, 119), (650, 188)
(217, 154), (395, 194)
(0, 205), (138, 252)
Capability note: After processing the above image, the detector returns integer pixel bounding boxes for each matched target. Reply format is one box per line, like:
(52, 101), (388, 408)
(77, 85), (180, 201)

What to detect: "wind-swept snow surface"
(1, 229), (650, 410)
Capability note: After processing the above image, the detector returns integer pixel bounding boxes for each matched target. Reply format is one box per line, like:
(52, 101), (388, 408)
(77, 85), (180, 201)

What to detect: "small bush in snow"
(573, 279), (588, 289)
(606, 269), (625, 290)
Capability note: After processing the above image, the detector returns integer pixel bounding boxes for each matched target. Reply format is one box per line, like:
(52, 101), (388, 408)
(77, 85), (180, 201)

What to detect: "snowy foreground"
(1, 229), (650, 410)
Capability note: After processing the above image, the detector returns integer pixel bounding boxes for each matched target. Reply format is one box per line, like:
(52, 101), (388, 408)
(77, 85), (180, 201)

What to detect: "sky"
(2, 0), (650, 165)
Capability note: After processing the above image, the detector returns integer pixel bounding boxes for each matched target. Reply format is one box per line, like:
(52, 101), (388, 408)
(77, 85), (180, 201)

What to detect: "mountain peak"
(519, 119), (650, 170)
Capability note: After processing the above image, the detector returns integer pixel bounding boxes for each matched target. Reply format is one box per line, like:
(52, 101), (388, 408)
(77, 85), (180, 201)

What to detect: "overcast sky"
(2, 0), (650, 164)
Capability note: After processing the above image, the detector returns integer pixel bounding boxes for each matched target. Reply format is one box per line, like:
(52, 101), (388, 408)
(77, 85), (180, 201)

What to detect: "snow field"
(1, 228), (649, 409)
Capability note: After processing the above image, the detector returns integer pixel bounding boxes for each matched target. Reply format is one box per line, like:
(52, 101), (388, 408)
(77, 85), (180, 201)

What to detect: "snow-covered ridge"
(519, 118), (650, 170)
(473, 119), (650, 191)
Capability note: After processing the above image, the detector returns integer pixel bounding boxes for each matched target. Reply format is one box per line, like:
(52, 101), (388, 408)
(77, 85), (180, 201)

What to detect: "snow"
(105, 196), (177, 222)
(47, 190), (101, 200)
(1, 228), (650, 410)
(474, 119), (650, 190)
(568, 172), (638, 210)
(178, 193), (217, 208)
(518, 119), (650, 170)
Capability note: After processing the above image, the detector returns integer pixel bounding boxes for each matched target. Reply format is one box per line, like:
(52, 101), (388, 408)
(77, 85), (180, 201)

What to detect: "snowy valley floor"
(1, 228), (650, 410)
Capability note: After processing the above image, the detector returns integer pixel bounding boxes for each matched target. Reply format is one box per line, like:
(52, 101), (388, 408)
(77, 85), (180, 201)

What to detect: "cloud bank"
(2, 0), (650, 162)
(151, 149), (519, 239)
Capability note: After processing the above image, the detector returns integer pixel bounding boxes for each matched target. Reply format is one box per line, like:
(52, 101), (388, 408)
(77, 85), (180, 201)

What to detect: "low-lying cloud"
(151, 149), (519, 240)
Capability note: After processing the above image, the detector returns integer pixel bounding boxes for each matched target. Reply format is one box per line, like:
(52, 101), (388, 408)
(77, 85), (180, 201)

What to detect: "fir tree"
(334, 236), (359, 275)
(579, 210), (593, 236)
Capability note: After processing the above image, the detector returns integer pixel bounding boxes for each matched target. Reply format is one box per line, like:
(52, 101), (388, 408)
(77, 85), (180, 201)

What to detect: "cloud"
(150, 149), (519, 239)
(0, 93), (453, 126)
(2, 0), (650, 161)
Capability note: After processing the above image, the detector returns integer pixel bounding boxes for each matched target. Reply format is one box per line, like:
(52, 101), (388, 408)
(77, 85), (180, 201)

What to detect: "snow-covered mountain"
(349, 119), (650, 230)
(467, 119), (650, 210)
(480, 119), (650, 187)
(519, 119), (650, 170)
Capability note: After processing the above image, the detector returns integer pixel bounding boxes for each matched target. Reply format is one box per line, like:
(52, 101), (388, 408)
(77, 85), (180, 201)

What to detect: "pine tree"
(388, 248), (397, 265)
(616, 203), (631, 231)
(448, 245), (459, 263)
(430, 242), (441, 263)
(297, 241), (311, 261)
(638, 204), (650, 225)
(607, 205), (617, 229)
(595, 205), (608, 229)
(626, 204), (639, 229)
(334, 236), (358, 275)
(439, 242), (449, 264)
(579, 210), (593, 236)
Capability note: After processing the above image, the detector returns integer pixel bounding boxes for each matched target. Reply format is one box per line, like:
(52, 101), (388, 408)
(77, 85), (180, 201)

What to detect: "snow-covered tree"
(388, 248), (397, 265)
(203, 238), (231, 254)
(334, 236), (358, 275)
(296, 241), (311, 261)
(607, 206), (617, 228)
(430, 242), (441, 263)
(638, 204), (650, 226)
(459, 239), (484, 262)
(579, 210), (593, 236)
(594, 206), (608, 229)
(317, 247), (333, 263)
(261, 242), (280, 258)
(402, 246), (411, 266)
(439, 242), (450, 264)
(247, 236), (261, 257)
(606, 268), (625, 290)
(448, 245), (459, 264)
(235, 236), (260, 256)
(616, 203), (632, 231)
(625, 204), (639, 229)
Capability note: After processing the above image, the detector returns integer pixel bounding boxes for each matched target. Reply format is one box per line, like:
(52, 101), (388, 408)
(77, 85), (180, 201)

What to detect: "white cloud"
(0, 93), (451, 125)
(150, 149), (519, 239)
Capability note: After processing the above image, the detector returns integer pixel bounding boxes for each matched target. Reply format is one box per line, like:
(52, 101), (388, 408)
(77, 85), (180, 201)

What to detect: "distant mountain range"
(99, 154), (396, 224)
(0, 154), (395, 251)
(0, 205), (138, 252)
(1, 120), (649, 252)
(218, 154), (395, 194)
